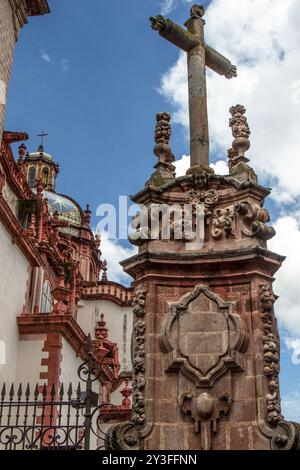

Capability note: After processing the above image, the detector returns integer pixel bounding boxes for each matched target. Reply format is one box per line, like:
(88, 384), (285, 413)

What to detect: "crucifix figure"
(150, 5), (237, 175)
(37, 130), (48, 149)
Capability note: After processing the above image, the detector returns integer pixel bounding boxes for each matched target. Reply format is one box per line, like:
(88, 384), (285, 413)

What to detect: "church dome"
(44, 190), (82, 227)
(28, 145), (54, 162)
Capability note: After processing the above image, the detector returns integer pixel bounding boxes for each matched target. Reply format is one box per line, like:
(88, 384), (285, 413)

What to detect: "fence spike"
(76, 382), (81, 400)
(42, 383), (47, 399)
(1, 383), (6, 400)
(25, 383), (30, 399)
(50, 384), (56, 400)
(67, 383), (73, 399)
(59, 383), (64, 400)
(17, 383), (22, 399)
(87, 333), (92, 353)
(9, 383), (14, 399)
(34, 383), (39, 399)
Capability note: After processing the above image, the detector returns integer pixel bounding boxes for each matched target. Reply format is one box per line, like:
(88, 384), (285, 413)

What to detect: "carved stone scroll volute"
(161, 285), (248, 449)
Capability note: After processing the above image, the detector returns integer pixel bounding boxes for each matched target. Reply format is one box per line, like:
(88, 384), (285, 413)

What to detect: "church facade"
(0, 1), (299, 451)
(0, 1), (134, 446)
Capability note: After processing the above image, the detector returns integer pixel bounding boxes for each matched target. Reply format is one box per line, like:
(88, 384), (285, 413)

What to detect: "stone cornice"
(82, 281), (133, 307)
(122, 246), (285, 279)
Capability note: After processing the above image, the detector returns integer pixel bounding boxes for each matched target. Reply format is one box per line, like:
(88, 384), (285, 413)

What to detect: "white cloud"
(41, 51), (51, 63)
(159, 0), (300, 201)
(100, 233), (137, 286)
(160, 0), (175, 15)
(174, 154), (228, 177)
(160, 0), (194, 16)
(285, 338), (300, 365)
(269, 216), (300, 339)
(282, 388), (300, 422)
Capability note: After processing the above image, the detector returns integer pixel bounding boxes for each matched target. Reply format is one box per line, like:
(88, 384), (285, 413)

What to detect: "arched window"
(28, 166), (36, 187)
(41, 281), (53, 314)
(42, 167), (49, 186)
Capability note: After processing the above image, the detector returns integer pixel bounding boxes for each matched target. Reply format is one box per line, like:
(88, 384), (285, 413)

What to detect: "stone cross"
(150, 5), (237, 175)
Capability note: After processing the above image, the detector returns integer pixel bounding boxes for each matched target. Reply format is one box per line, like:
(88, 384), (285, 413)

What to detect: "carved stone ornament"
(149, 15), (168, 32)
(179, 392), (231, 450)
(260, 282), (282, 427)
(229, 104), (251, 162)
(161, 285), (247, 387)
(235, 201), (276, 241)
(132, 288), (147, 426)
(190, 4), (205, 19)
(132, 289), (146, 318)
(212, 205), (236, 240)
(187, 189), (218, 216)
(105, 422), (140, 450)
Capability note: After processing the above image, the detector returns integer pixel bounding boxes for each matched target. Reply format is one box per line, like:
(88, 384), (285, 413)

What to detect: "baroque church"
(0, 1), (299, 451)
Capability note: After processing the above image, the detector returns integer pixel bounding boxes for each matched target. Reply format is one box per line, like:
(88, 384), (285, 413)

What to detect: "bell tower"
(24, 141), (59, 191)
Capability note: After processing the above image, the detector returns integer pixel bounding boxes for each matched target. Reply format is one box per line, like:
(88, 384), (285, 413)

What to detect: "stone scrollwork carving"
(260, 282), (282, 427)
(271, 421), (300, 451)
(187, 189), (218, 216)
(132, 288), (147, 427)
(212, 205), (236, 240)
(236, 201), (275, 241)
(105, 422), (140, 451)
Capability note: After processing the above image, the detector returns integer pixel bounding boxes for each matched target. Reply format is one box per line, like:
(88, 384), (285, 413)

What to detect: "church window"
(28, 166), (36, 187)
(42, 167), (49, 186)
(41, 281), (53, 314)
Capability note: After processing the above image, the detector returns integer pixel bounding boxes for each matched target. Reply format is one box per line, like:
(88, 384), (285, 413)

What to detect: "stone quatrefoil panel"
(161, 285), (248, 387)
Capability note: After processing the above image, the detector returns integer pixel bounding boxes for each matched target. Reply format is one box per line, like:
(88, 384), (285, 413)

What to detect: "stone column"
(185, 15), (209, 170)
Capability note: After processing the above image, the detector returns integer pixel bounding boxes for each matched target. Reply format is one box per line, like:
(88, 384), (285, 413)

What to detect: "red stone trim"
(40, 333), (62, 388)
(17, 314), (117, 383)
(82, 281), (133, 307)
(1, 140), (34, 200)
(99, 406), (132, 423)
(0, 194), (43, 266)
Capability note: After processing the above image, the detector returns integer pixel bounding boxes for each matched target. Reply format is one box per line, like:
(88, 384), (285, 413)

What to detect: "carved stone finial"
(147, 112), (175, 187)
(101, 260), (108, 282)
(84, 204), (91, 225)
(95, 313), (108, 340)
(94, 232), (101, 249)
(190, 4), (205, 19)
(229, 104), (251, 159)
(149, 15), (167, 32)
(120, 380), (132, 409)
(155, 112), (172, 145)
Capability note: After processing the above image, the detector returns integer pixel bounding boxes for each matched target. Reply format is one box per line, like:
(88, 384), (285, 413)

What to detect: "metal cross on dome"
(150, 4), (237, 175)
(37, 130), (48, 148)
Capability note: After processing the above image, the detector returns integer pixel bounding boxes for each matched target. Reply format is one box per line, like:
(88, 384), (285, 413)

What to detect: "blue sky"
(4, 0), (300, 420)
(5, 0), (204, 216)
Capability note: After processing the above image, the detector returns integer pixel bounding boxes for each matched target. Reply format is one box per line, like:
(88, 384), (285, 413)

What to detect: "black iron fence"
(0, 335), (119, 451)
